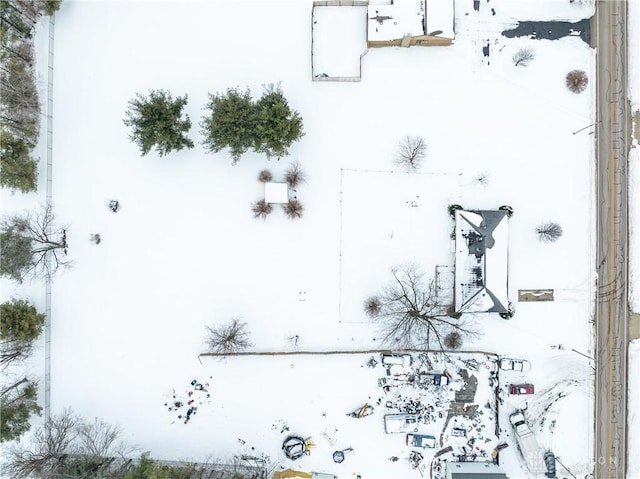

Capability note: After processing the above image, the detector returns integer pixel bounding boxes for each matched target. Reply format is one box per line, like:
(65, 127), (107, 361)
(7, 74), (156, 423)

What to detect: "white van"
(384, 414), (419, 433)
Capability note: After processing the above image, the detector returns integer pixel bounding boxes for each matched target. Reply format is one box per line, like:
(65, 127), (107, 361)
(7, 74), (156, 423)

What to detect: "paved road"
(593, 1), (630, 478)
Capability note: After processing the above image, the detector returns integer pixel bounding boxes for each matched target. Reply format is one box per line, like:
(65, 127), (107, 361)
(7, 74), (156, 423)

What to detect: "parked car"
(500, 358), (531, 372)
(381, 353), (412, 368)
(544, 451), (557, 478)
(406, 433), (436, 448)
(417, 372), (450, 387)
(451, 427), (467, 437)
(509, 383), (535, 395)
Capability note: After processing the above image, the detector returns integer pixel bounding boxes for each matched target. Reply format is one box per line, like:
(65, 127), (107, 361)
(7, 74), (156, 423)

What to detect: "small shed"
(265, 182), (289, 204)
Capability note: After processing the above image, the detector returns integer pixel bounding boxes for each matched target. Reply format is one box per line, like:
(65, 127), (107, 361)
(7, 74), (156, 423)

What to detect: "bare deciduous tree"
(258, 169), (273, 183)
(284, 161), (307, 188)
(566, 70), (588, 93)
(5, 409), (134, 479)
(251, 199), (273, 219)
(512, 47), (535, 66)
(205, 318), (253, 354)
(1, 204), (70, 282)
(4, 409), (80, 479)
(394, 136), (427, 172)
(369, 263), (477, 350)
(536, 222), (563, 242)
(283, 199), (303, 219)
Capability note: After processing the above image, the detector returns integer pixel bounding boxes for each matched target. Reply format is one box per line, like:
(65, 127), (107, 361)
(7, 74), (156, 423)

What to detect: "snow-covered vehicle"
(381, 353), (413, 368)
(417, 371), (450, 387)
(509, 411), (546, 474)
(406, 433), (436, 448)
(500, 358), (531, 372)
(383, 414), (419, 433)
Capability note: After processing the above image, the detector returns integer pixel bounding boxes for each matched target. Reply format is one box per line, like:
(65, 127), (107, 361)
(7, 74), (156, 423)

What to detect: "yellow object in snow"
(273, 468), (313, 479)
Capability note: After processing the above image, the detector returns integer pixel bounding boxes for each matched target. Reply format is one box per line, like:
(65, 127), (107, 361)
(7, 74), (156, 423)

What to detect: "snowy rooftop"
(454, 210), (509, 313)
(425, 0), (454, 39)
(265, 182), (289, 204)
(367, 0), (454, 42)
(367, 0), (425, 42)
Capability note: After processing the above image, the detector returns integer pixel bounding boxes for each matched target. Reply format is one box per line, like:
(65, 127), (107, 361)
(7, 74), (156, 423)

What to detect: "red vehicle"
(509, 384), (535, 395)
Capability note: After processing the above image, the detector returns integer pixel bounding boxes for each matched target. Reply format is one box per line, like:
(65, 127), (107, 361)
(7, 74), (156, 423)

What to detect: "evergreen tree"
(1, 298), (45, 342)
(0, 130), (38, 193)
(253, 84), (304, 159)
(200, 87), (256, 165)
(123, 89), (194, 157)
(38, 0), (63, 16)
(0, 378), (42, 442)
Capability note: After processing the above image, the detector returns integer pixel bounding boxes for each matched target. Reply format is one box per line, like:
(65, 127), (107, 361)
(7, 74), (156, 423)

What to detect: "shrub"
(512, 47), (535, 67)
(284, 161), (307, 188)
(258, 169), (273, 183)
(283, 199), (303, 219)
(251, 199), (273, 219)
(448, 204), (463, 218)
(444, 331), (463, 349)
(363, 296), (381, 318)
(536, 222), (563, 242)
(566, 70), (588, 93)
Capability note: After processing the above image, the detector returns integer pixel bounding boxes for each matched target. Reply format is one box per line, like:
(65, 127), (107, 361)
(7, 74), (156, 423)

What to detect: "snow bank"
(628, 0), (640, 110)
(628, 339), (640, 479)
(631, 146), (640, 314)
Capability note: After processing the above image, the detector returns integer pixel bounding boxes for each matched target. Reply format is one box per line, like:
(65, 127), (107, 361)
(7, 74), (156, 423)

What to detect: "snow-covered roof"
(425, 0), (455, 39)
(367, 0), (425, 42)
(264, 182), (289, 204)
(445, 461), (509, 478)
(454, 210), (509, 313)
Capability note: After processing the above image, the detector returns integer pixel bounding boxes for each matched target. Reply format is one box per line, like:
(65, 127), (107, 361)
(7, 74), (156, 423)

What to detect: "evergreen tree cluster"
(0, 1), (63, 193)
(123, 90), (194, 157)
(124, 84), (304, 164)
(0, 299), (46, 442)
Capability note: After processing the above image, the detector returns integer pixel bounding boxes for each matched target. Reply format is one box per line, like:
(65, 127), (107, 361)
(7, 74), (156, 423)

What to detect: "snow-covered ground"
(629, 339), (640, 479)
(0, 0), (600, 478)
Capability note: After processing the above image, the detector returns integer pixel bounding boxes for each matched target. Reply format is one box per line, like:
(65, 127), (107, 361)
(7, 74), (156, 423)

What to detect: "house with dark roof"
(445, 461), (510, 479)
(453, 209), (509, 314)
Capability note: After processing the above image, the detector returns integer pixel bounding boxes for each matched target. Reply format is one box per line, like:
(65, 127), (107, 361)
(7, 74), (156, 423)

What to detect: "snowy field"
(0, 0), (602, 478)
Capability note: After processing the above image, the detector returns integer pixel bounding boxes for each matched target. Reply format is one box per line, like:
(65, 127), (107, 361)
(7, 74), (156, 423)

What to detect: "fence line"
(44, 14), (55, 425)
(199, 349), (500, 358)
(312, 0), (368, 6)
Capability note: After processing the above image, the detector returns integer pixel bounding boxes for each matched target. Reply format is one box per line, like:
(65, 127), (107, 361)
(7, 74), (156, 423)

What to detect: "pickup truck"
(509, 411), (546, 474)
